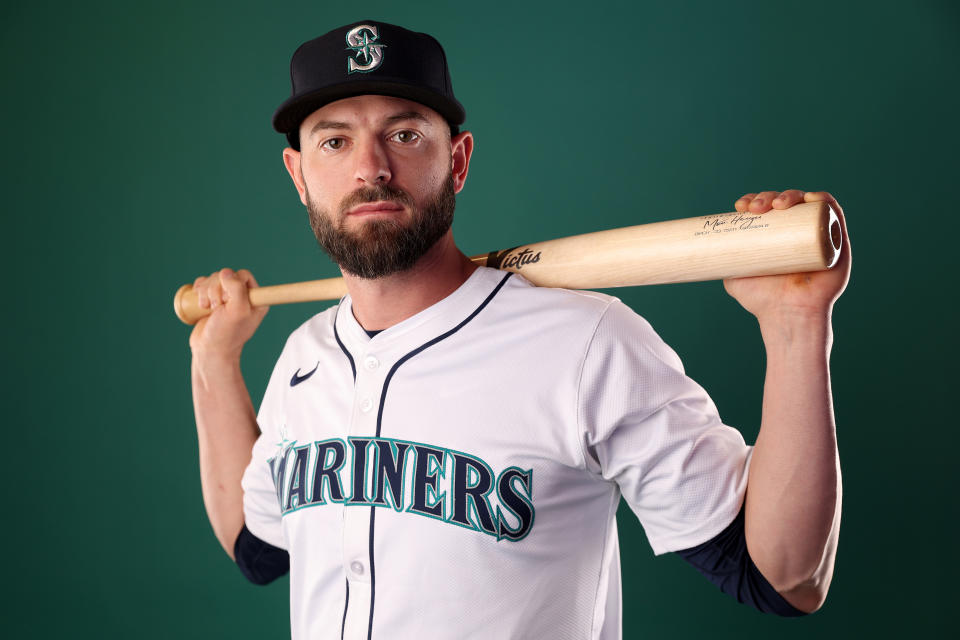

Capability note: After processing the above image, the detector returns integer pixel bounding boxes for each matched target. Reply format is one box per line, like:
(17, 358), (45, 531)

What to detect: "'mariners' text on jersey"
(269, 435), (535, 542)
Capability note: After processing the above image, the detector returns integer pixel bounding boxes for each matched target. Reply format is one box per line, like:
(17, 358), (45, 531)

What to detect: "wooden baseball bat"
(174, 201), (841, 325)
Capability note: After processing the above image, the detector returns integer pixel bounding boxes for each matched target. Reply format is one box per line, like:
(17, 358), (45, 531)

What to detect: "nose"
(354, 135), (392, 185)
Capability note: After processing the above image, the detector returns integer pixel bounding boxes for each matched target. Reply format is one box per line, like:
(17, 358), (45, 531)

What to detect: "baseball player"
(188, 21), (850, 640)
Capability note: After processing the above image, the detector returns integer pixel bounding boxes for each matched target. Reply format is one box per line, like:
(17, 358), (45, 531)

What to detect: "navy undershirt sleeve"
(234, 524), (290, 585)
(673, 503), (807, 616)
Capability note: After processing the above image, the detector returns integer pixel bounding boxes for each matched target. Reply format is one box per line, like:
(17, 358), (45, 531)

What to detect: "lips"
(347, 201), (405, 216)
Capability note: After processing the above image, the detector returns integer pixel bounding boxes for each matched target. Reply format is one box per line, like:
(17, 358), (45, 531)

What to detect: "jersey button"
(364, 355), (379, 370)
(360, 397), (374, 413)
(350, 561), (365, 575)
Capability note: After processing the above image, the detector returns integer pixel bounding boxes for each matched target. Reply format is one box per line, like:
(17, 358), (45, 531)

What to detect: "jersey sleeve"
(577, 299), (752, 555)
(240, 346), (291, 551)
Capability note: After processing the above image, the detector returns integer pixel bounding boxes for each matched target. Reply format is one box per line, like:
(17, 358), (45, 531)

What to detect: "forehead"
(301, 95), (446, 129)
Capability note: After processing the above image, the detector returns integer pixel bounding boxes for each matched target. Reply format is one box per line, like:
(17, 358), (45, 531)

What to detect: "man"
(189, 21), (849, 640)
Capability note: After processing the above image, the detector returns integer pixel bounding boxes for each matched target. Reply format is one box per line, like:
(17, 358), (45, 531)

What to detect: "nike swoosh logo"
(290, 362), (320, 387)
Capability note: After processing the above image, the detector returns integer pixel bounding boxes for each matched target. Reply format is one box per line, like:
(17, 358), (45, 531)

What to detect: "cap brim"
(272, 79), (466, 134)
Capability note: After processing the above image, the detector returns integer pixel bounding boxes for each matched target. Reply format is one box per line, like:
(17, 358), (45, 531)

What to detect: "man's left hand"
(723, 189), (852, 321)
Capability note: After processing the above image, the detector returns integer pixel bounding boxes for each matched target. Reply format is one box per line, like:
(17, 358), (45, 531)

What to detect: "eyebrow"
(384, 110), (432, 125)
(310, 120), (351, 135)
(309, 110), (433, 137)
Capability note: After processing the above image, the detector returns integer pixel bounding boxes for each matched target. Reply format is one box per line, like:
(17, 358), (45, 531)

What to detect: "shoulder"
(495, 269), (663, 343)
(274, 302), (342, 362)
(471, 269), (617, 349)
(493, 268), (618, 320)
(477, 269), (678, 371)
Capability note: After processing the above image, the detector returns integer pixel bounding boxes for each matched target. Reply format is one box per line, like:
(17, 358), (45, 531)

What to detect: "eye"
(321, 137), (346, 151)
(390, 130), (420, 144)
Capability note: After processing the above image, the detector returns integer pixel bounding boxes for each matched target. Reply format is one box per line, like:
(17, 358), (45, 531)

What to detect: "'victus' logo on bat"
(486, 247), (542, 271)
(345, 24), (385, 74)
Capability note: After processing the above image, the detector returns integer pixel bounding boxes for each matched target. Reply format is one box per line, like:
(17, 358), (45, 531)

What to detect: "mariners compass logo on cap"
(345, 24), (385, 73)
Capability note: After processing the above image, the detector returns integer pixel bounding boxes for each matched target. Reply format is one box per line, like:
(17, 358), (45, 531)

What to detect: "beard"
(306, 174), (457, 279)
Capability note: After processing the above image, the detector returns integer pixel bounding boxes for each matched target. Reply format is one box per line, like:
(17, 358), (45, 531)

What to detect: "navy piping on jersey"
(364, 272), (513, 639)
(341, 578), (349, 640)
(373, 272), (513, 440)
(333, 303), (357, 382)
(333, 302), (357, 639)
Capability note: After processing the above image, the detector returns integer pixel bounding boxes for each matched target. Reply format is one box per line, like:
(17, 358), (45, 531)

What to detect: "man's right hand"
(188, 267), (266, 560)
(189, 268), (269, 361)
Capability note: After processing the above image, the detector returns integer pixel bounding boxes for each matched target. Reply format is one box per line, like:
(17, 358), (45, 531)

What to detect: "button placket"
(341, 347), (386, 590)
(352, 355), (380, 424)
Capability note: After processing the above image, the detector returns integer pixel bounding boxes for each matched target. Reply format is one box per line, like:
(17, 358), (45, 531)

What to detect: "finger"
(193, 276), (210, 309)
(236, 268), (259, 289)
(236, 269), (269, 319)
(219, 268), (250, 311)
(749, 191), (780, 213)
(803, 191), (843, 215)
(207, 270), (225, 307)
(772, 189), (805, 208)
(735, 193), (758, 212)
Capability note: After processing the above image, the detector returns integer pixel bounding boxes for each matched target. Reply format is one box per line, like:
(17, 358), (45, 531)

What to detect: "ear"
(450, 131), (474, 194)
(282, 147), (308, 206)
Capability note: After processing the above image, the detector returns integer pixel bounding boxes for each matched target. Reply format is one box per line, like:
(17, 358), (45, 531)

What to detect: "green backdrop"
(2, 0), (956, 637)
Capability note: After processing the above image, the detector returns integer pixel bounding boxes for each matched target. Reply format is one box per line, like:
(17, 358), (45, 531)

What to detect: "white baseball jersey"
(242, 266), (752, 640)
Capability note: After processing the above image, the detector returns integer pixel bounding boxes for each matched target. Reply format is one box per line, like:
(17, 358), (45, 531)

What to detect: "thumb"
(219, 268), (251, 311)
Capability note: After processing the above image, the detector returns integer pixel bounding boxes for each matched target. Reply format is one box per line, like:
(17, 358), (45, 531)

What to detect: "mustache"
(338, 183), (414, 216)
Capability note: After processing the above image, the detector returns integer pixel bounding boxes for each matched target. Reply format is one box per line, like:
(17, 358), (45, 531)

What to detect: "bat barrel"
(481, 201), (840, 288)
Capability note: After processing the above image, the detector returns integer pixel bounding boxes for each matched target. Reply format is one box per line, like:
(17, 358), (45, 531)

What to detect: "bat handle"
(174, 276), (350, 325)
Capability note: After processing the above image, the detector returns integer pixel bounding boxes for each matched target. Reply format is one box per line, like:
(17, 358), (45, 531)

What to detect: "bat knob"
(173, 284), (206, 326)
(825, 204), (843, 268)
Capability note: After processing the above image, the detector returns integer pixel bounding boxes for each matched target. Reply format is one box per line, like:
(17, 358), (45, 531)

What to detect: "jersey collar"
(334, 266), (507, 361)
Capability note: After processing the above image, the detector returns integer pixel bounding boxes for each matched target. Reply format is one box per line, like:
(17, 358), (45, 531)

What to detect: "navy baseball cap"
(273, 21), (466, 149)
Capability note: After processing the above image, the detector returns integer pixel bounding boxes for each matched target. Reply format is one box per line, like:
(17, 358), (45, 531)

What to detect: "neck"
(342, 231), (478, 331)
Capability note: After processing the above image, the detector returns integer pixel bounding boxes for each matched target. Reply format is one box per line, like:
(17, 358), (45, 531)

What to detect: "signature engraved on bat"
(696, 213), (770, 236)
